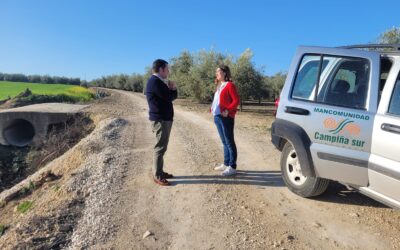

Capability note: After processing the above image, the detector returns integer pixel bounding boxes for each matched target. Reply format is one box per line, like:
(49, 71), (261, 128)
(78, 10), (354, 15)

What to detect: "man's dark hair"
(152, 59), (168, 73)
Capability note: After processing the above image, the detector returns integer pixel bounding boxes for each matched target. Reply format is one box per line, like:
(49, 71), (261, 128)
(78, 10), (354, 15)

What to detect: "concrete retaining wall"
(0, 103), (88, 147)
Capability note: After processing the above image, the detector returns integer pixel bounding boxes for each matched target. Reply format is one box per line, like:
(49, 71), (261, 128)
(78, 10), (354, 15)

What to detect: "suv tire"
(281, 142), (330, 197)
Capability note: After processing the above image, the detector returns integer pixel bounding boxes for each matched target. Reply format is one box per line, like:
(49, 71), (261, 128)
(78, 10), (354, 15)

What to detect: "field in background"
(174, 98), (276, 115)
(0, 81), (94, 102)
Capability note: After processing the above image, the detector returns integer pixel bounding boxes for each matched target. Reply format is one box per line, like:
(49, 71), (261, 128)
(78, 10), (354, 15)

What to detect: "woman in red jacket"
(211, 65), (240, 176)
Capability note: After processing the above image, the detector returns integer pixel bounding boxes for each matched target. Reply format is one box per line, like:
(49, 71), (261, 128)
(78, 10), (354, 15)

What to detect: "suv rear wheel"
(281, 142), (330, 197)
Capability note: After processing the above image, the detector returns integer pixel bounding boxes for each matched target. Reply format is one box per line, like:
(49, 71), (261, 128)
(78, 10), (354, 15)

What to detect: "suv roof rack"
(339, 44), (400, 51)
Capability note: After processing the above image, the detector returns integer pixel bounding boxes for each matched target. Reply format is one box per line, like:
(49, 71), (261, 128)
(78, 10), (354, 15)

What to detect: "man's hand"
(221, 110), (229, 117)
(168, 80), (177, 90)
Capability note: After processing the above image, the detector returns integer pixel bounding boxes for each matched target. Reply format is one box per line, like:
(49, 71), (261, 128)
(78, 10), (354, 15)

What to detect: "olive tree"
(378, 26), (400, 44)
(231, 49), (263, 110)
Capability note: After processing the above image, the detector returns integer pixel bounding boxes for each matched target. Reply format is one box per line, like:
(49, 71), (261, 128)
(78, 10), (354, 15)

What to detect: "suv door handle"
(284, 106), (310, 115)
(381, 123), (400, 134)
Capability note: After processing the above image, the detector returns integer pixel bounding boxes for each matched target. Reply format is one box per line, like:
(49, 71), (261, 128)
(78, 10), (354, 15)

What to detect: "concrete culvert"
(2, 119), (35, 147)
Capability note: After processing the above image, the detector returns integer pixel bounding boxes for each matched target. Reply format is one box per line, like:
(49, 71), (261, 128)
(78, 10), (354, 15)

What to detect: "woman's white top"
(211, 81), (228, 116)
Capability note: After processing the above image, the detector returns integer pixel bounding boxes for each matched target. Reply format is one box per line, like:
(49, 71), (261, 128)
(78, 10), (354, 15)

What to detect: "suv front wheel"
(281, 142), (330, 197)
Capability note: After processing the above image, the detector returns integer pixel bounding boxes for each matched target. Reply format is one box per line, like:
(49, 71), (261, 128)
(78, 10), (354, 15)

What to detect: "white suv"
(271, 44), (400, 209)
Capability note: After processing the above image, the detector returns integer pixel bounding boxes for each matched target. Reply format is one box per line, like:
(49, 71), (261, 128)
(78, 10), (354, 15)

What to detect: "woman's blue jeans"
(214, 115), (237, 169)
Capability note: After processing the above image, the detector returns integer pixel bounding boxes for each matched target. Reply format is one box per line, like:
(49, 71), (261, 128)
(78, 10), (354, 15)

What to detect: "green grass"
(52, 185), (60, 192)
(0, 224), (6, 236)
(0, 81), (94, 102)
(16, 200), (33, 214)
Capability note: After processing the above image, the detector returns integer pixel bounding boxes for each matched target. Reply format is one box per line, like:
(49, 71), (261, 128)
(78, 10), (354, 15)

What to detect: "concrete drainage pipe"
(2, 119), (35, 147)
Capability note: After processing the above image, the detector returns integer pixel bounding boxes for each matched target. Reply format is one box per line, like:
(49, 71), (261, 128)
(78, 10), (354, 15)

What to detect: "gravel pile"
(66, 118), (129, 249)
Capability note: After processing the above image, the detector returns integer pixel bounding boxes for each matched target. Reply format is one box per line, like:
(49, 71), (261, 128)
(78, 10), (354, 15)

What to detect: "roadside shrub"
(95, 89), (110, 99)
(0, 224), (7, 236)
(17, 200), (33, 214)
(19, 181), (36, 196)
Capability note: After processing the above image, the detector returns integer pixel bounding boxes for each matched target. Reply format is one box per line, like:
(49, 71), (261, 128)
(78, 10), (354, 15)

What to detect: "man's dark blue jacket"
(145, 75), (178, 121)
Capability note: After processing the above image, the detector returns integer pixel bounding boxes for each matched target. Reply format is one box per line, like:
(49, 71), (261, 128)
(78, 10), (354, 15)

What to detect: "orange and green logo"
(323, 118), (361, 135)
(314, 114), (366, 148)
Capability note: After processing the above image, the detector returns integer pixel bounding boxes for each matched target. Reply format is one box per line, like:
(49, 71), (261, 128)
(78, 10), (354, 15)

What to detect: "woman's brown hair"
(218, 64), (232, 82)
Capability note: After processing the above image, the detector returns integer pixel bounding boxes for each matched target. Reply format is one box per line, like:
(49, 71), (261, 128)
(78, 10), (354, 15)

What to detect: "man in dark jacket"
(145, 59), (177, 186)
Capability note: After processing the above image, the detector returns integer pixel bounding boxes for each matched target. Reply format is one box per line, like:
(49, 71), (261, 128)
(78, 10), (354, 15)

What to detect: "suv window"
(292, 55), (321, 100)
(379, 58), (393, 105)
(318, 57), (369, 109)
(388, 73), (400, 116)
(291, 54), (370, 109)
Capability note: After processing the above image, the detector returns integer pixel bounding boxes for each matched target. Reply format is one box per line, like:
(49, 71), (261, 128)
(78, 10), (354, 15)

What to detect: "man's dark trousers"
(151, 120), (173, 177)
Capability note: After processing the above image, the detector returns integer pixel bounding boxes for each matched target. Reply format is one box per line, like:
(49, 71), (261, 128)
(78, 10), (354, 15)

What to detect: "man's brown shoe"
(162, 172), (174, 179)
(153, 177), (170, 186)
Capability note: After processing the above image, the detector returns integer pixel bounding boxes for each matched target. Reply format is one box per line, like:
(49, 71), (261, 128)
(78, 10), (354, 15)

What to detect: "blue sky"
(1, 0), (399, 81)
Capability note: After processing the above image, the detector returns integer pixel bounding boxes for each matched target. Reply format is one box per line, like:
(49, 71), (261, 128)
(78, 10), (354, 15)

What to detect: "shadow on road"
(171, 172), (389, 208)
(170, 170), (284, 187)
(314, 182), (388, 208)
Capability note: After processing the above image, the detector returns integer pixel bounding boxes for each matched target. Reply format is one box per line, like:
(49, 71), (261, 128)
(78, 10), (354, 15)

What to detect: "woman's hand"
(221, 110), (229, 117)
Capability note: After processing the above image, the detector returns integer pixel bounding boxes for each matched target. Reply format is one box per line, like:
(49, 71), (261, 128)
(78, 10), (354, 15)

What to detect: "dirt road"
(96, 90), (399, 249)
(1, 89), (399, 249)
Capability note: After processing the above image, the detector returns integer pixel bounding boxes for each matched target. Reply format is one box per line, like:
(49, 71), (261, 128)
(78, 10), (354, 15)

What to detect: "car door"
(368, 60), (400, 203)
(279, 46), (380, 186)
